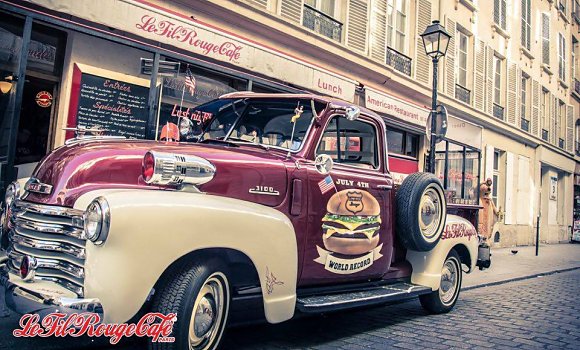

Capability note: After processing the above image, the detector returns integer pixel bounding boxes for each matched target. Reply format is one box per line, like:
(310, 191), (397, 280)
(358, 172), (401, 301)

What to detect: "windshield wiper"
(199, 138), (239, 147)
(226, 137), (271, 151)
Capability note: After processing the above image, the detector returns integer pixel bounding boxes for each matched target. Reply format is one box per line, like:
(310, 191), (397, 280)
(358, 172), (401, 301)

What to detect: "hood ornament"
(25, 178), (53, 195)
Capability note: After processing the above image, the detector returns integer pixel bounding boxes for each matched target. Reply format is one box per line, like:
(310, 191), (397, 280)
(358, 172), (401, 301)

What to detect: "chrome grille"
(6, 201), (86, 296)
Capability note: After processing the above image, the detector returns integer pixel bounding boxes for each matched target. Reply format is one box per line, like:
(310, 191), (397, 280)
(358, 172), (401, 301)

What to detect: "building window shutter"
(474, 39), (486, 111)
(243, 0), (269, 10)
(415, 0), (432, 85)
(531, 79), (540, 136)
(542, 13), (550, 66)
(369, 0), (387, 61)
(281, 0), (303, 23)
(567, 104), (574, 152)
(346, 0), (369, 53)
(486, 46), (495, 114)
(445, 18), (456, 97)
(507, 63), (519, 125)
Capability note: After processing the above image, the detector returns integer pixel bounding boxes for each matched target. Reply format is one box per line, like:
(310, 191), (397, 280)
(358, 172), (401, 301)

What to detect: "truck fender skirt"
(74, 189), (298, 325)
(405, 215), (479, 291)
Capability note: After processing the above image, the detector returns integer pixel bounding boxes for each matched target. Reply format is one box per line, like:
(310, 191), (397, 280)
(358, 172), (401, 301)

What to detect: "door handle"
(376, 184), (392, 190)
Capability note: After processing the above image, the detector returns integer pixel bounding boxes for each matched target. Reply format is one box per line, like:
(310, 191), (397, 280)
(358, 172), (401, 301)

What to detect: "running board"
(296, 283), (432, 313)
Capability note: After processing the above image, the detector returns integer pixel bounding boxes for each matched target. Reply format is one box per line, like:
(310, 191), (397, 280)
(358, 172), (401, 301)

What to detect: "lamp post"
(421, 20), (451, 173)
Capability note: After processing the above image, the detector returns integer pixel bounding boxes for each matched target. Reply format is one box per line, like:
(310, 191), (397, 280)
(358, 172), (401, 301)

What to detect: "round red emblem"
(35, 91), (52, 108)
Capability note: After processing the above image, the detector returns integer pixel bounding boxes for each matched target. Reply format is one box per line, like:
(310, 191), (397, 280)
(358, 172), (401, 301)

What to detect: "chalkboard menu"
(75, 73), (149, 139)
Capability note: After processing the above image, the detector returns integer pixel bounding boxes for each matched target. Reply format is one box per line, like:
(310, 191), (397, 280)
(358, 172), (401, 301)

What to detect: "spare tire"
(395, 172), (446, 252)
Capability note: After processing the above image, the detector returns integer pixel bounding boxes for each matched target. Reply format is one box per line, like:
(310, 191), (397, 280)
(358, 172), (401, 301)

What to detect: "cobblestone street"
(1, 269), (579, 349)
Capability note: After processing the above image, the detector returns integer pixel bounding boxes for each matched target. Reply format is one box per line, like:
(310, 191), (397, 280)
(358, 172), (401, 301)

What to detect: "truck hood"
(23, 139), (289, 208)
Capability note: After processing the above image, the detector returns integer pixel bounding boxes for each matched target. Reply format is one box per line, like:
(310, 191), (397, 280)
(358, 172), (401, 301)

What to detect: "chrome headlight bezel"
(5, 181), (20, 208)
(83, 197), (110, 245)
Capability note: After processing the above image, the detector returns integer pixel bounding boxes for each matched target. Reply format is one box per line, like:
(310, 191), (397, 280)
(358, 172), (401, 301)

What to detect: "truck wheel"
(150, 260), (230, 350)
(395, 172), (446, 251)
(419, 250), (462, 314)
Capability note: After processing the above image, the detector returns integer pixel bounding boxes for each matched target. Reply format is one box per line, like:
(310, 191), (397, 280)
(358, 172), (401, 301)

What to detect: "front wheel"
(150, 260), (230, 350)
(419, 250), (462, 314)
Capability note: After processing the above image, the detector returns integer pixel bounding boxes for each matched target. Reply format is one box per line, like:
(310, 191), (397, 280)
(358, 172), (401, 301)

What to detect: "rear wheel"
(419, 250), (462, 314)
(149, 260), (230, 350)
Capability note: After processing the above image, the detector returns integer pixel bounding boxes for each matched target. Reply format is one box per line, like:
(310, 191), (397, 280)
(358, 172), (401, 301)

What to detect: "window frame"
(315, 114), (382, 171)
(492, 149), (501, 207)
(434, 139), (481, 206)
(457, 30), (469, 89)
(559, 33), (567, 81)
(521, 0), (531, 50)
(541, 88), (549, 131)
(494, 0), (507, 30)
(493, 55), (503, 106)
(521, 73), (529, 119)
(304, 0), (339, 19)
(386, 0), (410, 54)
(386, 126), (419, 160)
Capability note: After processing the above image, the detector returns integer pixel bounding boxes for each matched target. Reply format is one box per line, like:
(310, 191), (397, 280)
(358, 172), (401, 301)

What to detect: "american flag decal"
(318, 175), (335, 195)
(185, 67), (196, 96)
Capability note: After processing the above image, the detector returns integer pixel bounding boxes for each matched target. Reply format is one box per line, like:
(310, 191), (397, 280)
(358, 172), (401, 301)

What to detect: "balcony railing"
(455, 84), (471, 104)
(302, 4), (342, 42)
(386, 47), (412, 76)
(542, 129), (549, 141)
(521, 118), (530, 132)
(559, 138), (565, 148)
(493, 103), (505, 120)
(574, 78), (580, 96)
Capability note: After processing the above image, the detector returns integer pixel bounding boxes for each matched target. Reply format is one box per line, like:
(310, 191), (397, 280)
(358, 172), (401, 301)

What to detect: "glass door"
(0, 13), (29, 196)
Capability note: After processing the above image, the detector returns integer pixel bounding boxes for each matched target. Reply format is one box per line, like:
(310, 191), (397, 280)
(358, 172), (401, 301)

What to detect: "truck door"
(299, 114), (393, 286)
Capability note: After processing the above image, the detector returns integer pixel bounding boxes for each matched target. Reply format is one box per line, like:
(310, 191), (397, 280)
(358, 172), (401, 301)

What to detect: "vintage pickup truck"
(0, 93), (489, 349)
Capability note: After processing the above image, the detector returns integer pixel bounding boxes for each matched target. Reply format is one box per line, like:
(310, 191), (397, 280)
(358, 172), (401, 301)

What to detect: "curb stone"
(462, 266), (580, 291)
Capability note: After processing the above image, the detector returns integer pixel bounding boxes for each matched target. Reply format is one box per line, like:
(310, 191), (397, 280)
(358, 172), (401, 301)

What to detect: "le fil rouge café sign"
(25, 0), (356, 102)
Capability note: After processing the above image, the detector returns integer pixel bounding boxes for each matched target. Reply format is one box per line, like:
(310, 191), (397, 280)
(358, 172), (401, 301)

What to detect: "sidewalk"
(462, 242), (580, 289)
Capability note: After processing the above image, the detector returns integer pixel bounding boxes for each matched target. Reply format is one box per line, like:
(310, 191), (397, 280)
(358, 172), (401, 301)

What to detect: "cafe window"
(435, 140), (480, 205)
(386, 127), (419, 159)
(317, 116), (379, 169)
(155, 60), (247, 141)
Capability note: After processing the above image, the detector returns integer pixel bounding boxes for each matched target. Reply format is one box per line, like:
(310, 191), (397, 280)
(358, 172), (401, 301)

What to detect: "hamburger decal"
(314, 189), (383, 274)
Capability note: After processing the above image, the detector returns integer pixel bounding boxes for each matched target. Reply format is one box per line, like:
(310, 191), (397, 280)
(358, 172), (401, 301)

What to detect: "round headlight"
(83, 197), (110, 245)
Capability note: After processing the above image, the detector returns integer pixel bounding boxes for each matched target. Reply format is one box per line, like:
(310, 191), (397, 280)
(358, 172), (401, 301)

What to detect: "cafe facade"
(1, 0), (479, 239)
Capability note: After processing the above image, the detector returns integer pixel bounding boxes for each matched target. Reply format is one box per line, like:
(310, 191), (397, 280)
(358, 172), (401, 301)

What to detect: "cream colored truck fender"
(406, 214), (478, 291)
(73, 189), (298, 325)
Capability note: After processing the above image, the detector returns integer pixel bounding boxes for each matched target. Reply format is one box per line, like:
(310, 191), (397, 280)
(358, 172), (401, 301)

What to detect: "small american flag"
(184, 67), (196, 96)
(318, 175), (336, 195)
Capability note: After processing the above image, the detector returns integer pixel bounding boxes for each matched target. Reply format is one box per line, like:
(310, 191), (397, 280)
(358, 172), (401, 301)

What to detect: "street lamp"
(421, 20), (450, 173)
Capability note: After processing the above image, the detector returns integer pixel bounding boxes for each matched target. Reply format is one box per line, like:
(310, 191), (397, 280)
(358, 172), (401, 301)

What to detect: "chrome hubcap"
(419, 186), (442, 241)
(188, 273), (228, 350)
(439, 258), (459, 306)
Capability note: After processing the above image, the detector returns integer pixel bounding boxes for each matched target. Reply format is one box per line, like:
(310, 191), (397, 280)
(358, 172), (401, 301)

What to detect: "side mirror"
(314, 154), (334, 175)
(345, 106), (360, 121)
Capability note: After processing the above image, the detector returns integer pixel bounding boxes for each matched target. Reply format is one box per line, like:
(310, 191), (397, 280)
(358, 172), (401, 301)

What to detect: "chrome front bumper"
(0, 260), (102, 319)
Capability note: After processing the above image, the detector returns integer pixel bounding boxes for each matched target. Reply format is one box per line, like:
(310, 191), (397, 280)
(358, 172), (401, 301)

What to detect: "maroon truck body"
(21, 93), (416, 288)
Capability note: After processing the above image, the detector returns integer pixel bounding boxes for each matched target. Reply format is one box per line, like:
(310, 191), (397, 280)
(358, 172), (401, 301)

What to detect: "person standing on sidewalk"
(479, 178), (503, 244)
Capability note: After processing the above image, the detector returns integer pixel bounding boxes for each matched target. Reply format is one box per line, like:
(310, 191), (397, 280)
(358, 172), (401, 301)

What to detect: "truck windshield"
(193, 98), (316, 151)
